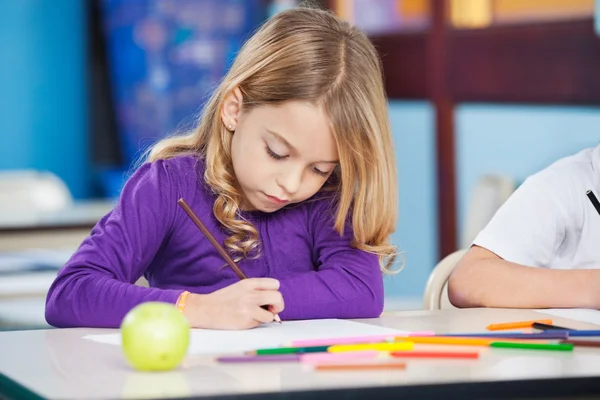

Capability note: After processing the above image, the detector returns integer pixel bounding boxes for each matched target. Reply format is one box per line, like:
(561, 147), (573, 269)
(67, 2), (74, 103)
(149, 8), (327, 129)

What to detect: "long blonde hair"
(148, 7), (399, 271)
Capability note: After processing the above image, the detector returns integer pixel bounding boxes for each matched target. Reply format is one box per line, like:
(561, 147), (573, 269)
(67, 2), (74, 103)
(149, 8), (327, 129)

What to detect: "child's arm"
(45, 160), (184, 328)
(276, 199), (384, 320)
(448, 173), (599, 309)
(448, 245), (600, 308)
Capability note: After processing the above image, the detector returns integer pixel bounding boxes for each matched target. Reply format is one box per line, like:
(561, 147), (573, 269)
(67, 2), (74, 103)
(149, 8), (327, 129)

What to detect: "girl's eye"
(312, 167), (328, 177)
(266, 146), (287, 160)
(266, 145), (330, 177)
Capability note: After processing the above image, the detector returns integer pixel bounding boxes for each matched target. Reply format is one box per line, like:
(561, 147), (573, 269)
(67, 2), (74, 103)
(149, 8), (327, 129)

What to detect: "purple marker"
(440, 331), (569, 340)
(217, 354), (301, 363)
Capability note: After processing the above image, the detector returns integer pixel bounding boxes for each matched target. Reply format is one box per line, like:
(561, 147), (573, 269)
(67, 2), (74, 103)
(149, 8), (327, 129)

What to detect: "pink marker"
(300, 350), (379, 364)
(291, 331), (435, 347)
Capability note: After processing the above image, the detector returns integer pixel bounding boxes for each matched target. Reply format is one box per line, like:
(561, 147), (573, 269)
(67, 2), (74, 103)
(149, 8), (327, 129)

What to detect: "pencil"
(486, 319), (552, 331)
(586, 190), (600, 216)
(177, 198), (281, 323)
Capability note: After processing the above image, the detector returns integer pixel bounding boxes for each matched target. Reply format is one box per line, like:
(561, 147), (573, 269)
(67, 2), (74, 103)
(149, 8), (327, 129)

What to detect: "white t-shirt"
(473, 144), (600, 270)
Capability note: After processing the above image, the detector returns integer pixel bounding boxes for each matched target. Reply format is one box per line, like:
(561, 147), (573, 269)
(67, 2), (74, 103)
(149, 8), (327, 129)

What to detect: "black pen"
(586, 190), (600, 216)
(532, 322), (571, 331)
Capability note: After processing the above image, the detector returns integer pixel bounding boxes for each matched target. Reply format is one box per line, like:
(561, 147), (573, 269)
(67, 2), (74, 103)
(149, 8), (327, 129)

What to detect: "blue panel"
(384, 101), (438, 299)
(456, 104), (600, 244)
(596, 0), (600, 36)
(0, 1), (89, 198)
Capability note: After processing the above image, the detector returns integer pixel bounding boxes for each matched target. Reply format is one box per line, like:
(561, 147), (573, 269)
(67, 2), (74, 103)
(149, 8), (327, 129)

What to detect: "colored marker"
(313, 361), (407, 371)
(558, 330), (600, 337)
(532, 322), (571, 331)
(390, 350), (479, 359)
(217, 354), (300, 363)
(328, 342), (414, 353)
(490, 342), (574, 351)
(291, 331), (434, 347)
(300, 351), (380, 364)
(399, 337), (548, 346)
(486, 319), (553, 331)
(253, 345), (330, 355)
(440, 331), (568, 340)
(561, 339), (600, 348)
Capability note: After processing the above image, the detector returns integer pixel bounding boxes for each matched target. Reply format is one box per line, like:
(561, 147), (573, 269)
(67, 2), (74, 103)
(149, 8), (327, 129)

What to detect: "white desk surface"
(1, 308), (600, 400)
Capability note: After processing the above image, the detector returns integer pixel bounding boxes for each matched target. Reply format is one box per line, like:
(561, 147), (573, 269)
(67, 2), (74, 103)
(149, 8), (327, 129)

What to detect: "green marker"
(490, 342), (574, 351)
(255, 345), (330, 355)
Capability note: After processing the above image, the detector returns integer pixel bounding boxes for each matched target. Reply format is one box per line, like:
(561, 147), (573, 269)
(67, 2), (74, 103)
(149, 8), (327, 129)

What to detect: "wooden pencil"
(177, 198), (281, 323)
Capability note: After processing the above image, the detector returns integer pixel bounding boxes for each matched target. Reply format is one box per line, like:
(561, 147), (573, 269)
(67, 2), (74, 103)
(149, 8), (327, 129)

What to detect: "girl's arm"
(277, 199), (384, 320)
(45, 160), (184, 328)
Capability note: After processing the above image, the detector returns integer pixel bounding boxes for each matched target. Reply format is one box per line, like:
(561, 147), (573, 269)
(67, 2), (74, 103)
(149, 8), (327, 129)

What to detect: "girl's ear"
(221, 87), (244, 131)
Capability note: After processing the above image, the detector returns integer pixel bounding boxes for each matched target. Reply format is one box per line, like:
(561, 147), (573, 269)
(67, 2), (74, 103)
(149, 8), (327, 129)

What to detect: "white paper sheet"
(84, 319), (407, 355)
(535, 308), (600, 326)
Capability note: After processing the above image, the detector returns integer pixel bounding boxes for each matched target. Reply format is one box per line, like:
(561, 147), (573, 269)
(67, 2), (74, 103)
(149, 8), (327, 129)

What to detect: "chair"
(423, 249), (468, 310)
(0, 170), (73, 215)
(461, 174), (514, 249)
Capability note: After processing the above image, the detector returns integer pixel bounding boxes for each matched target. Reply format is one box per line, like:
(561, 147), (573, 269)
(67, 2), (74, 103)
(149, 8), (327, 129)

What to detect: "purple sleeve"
(278, 199), (384, 320)
(45, 160), (184, 328)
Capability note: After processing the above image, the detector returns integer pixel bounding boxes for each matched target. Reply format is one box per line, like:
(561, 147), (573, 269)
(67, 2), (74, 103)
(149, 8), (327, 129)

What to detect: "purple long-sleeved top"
(45, 155), (384, 328)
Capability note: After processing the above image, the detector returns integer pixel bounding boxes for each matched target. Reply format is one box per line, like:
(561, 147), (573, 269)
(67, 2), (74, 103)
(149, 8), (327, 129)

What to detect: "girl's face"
(223, 90), (339, 212)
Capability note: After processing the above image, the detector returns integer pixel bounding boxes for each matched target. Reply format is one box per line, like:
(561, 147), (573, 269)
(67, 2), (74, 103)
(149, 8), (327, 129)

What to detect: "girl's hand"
(183, 278), (284, 329)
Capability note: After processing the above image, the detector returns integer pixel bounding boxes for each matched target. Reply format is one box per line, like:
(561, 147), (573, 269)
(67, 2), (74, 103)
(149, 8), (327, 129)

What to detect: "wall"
(0, 1), (89, 198)
(384, 101), (438, 300)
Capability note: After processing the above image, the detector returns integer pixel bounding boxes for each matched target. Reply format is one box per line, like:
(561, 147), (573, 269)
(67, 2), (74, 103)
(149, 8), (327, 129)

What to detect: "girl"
(45, 6), (398, 329)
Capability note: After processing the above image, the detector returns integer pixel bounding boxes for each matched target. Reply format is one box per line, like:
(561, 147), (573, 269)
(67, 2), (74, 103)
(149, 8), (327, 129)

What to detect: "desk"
(0, 200), (114, 252)
(0, 200), (114, 328)
(1, 308), (600, 400)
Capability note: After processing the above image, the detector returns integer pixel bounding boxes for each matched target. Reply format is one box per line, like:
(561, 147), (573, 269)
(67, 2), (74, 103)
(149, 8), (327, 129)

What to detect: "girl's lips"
(265, 194), (289, 205)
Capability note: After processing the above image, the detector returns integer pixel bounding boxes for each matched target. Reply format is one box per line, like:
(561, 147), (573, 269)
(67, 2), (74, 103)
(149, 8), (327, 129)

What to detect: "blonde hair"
(148, 7), (399, 271)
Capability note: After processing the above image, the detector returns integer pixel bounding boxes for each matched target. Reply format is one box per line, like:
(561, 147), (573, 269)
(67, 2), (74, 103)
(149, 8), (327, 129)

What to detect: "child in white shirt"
(449, 144), (600, 309)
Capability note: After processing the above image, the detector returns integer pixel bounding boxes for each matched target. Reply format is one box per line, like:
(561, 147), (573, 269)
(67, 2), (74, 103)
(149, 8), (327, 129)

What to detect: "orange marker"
(314, 361), (407, 371)
(400, 337), (497, 346)
(486, 319), (553, 331)
(391, 350), (479, 359)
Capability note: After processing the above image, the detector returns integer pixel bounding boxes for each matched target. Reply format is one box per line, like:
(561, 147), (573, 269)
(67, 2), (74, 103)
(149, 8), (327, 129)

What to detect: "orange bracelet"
(176, 291), (190, 313)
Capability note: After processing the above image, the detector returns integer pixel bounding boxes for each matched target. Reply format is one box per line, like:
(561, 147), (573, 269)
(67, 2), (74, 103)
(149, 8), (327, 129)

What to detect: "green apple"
(120, 301), (190, 372)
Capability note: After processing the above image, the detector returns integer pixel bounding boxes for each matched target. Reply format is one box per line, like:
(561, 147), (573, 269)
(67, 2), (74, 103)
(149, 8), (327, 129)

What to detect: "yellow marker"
(400, 337), (496, 346)
(328, 342), (414, 353)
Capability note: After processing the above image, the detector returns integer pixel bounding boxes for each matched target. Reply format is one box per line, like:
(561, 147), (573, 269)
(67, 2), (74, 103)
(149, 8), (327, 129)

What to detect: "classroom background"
(1, 0), (600, 330)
